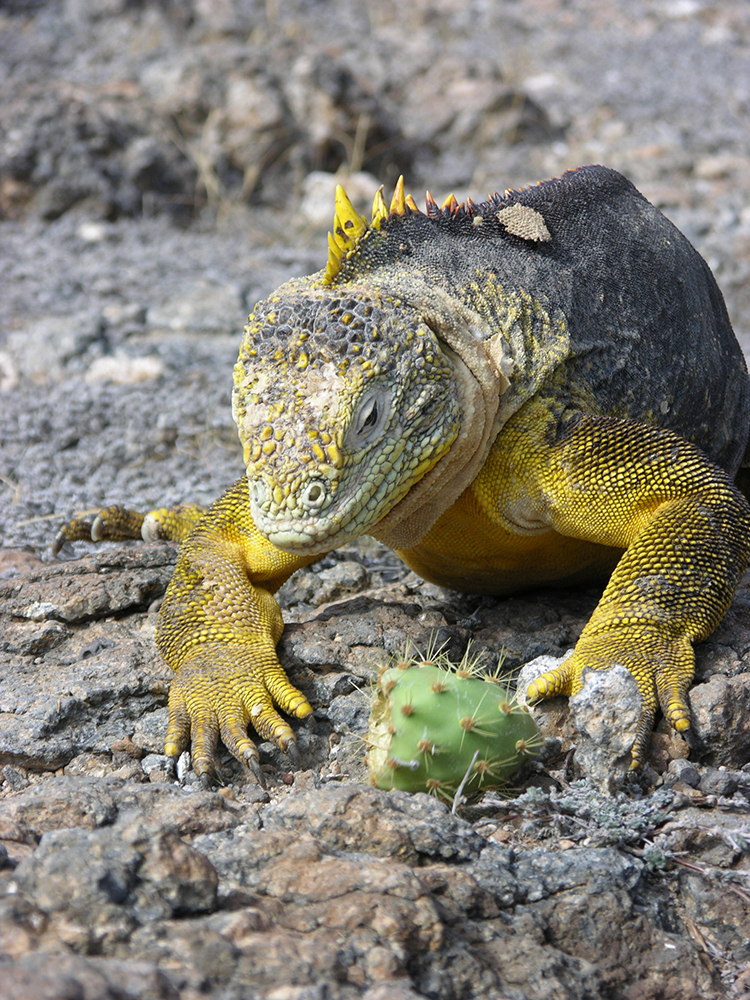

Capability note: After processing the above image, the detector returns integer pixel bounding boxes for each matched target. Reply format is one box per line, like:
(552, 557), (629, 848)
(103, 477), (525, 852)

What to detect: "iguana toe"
(187, 710), (220, 779)
(284, 740), (300, 768)
(656, 672), (692, 733)
(265, 668), (314, 721)
(219, 718), (266, 784)
(249, 757), (266, 787)
(91, 505), (146, 542)
(526, 658), (576, 702)
(629, 710), (658, 771)
(52, 517), (96, 555)
(165, 688), (191, 759)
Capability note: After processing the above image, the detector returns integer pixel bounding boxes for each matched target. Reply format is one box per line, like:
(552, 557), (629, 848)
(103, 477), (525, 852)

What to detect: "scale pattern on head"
(231, 179), (476, 552)
(230, 175), (564, 552)
(234, 287), (432, 472)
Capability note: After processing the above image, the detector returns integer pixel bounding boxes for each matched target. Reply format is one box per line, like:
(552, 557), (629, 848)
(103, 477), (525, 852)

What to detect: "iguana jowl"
(57, 165), (750, 779)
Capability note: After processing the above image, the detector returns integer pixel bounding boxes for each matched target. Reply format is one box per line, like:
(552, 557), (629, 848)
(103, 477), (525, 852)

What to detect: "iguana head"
(232, 182), (464, 553)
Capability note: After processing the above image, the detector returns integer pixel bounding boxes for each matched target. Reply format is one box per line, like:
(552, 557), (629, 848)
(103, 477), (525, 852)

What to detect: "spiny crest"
(322, 176), (483, 285)
(322, 175), (553, 285)
(323, 176), (417, 284)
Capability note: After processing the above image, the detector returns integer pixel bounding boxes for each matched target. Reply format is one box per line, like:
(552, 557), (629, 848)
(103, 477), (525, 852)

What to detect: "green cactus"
(367, 649), (541, 803)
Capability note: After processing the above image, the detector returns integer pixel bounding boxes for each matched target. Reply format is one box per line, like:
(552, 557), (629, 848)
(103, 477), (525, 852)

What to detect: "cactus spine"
(367, 649), (541, 803)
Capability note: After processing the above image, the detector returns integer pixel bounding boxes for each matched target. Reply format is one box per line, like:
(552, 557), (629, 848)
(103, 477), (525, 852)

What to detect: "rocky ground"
(2, 1), (750, 998)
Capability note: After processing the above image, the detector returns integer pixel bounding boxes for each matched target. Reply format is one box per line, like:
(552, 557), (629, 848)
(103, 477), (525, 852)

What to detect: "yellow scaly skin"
(401, 395), (749, 764)
(56, 166), (750, 779)
(156, 481), (319, 778)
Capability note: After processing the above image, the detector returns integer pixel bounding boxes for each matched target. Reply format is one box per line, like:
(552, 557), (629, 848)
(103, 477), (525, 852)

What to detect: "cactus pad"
(367, 652), (541, 802)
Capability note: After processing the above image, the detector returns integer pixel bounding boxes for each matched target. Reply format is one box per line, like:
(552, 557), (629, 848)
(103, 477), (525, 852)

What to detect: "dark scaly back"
(328, 166), (749, 475)
(507, 166), (749, 474)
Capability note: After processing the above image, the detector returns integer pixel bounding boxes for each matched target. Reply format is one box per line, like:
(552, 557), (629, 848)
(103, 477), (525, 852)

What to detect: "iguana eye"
(359, 398), (379, 433)
(345, 387), (392, 450)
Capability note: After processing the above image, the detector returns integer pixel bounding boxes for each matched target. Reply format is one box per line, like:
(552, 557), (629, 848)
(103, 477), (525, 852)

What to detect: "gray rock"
(12, 826), (142, 950)
(0, 775), (118, 836)
(140, 754), (171, 779)
(325, 689), (371, 735)
(1, 2), (750, 997)
(569, 665), (642, 794)
(1, 952), (179, 1000)
(666, 757), (701, 788)
(264, 783), (491, 865)
(120, 816), (219, 918)
(7, 312), (107, 383)
(688, 672), (750, 767)
(132, 708), (170, 755)
(2, 765), (29, 792)
(698, 767), (739, 798)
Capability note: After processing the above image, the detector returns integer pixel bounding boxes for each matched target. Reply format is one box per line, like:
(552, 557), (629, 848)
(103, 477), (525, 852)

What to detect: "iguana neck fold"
(369, 285), (509, 550)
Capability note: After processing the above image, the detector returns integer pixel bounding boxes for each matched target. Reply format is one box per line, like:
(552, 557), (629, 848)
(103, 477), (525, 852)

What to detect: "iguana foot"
(526, 626), (693, 771)
(163, 641), (313, 782)
(53, 505), (146, 554)
(53, 503), (205, 554)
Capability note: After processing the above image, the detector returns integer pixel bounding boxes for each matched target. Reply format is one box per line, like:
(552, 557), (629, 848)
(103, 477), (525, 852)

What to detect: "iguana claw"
(284, 740), (300, 768)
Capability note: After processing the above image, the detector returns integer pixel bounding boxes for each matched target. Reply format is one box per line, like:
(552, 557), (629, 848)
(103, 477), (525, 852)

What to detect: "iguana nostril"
(302, 480), (327, 508)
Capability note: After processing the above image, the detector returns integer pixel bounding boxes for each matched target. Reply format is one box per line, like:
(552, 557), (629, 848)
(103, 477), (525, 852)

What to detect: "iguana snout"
(232, 288), (461, 553)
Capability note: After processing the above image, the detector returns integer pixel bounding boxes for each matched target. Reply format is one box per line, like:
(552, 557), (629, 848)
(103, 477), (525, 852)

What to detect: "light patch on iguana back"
(496, 204), (551, 242)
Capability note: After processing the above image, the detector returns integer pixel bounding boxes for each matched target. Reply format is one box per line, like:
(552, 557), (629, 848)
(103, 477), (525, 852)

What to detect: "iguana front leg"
(154, 478), (320, 779)
(484, 403), (750, 769)
(56, 481), (319, 780)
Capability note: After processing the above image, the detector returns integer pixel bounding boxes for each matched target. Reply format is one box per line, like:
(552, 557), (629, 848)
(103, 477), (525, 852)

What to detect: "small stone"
(491, 829), (513, 844)
(698, 768), (739, 798)
(64, 753), (115, 778)
(110, 736), (144, 760)
(176, 752), (191, 783)
(568, 665), (642, 794)
(2, 766), (30, 792)
(85, 353), (164, 385)
(647, 728), (689, 774)
(667, 758), (701, 788)
(141, 754), (171, 777)
(76, 221), (109, 242)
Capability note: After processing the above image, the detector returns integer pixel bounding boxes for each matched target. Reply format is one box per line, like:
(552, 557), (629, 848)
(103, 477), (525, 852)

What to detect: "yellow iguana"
(57, 165), (750, 782)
